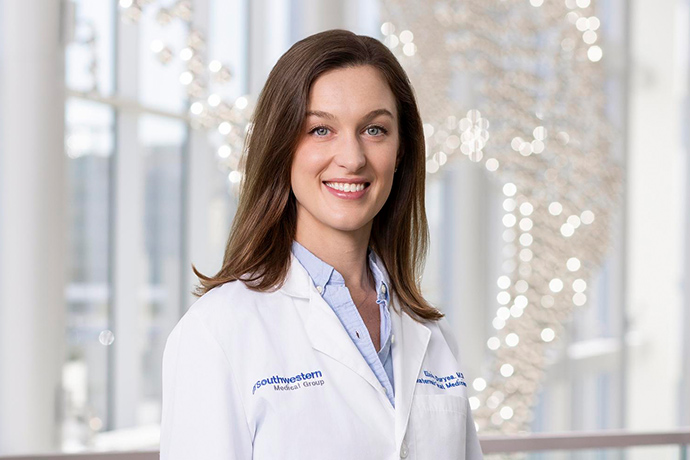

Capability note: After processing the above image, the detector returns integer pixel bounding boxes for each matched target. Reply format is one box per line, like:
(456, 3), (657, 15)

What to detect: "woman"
(160, 29), (483, 460)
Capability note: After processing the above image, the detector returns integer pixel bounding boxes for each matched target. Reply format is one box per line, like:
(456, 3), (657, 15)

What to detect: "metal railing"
(1, 428), (688, 459)
(479, 428), (690, 455)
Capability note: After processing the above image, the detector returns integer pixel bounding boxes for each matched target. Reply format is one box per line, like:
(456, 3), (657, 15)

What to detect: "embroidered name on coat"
(416, 370), (467, 389)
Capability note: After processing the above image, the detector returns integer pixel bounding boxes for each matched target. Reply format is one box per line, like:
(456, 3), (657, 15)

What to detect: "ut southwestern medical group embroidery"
(253, 370), (325, 394)
(417, 370), (467, 390)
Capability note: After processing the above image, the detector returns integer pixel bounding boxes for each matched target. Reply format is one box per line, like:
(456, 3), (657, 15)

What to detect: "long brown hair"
(192, 29), (442, 321)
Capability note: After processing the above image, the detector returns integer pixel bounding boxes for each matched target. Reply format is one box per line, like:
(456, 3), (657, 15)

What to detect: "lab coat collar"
(279, 253), (312, 299)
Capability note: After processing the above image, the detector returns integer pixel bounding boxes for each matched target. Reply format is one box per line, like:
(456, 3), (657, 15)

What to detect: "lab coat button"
(391, 334), (395, 344)
(400, 441), (409, 458)
(316, 285), (323, 294)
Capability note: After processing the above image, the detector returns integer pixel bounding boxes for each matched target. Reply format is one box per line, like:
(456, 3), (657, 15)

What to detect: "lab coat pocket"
(410, 394), (468, 460)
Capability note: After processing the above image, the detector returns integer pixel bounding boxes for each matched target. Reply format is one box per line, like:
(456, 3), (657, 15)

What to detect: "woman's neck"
(294, 219), (374, 292)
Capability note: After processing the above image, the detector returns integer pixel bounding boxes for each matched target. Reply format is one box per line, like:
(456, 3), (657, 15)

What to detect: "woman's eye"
(310, 126), (330, 136)
(366, 125), (388, 136)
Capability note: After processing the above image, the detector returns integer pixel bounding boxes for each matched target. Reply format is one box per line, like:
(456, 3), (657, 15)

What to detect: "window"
(63, 0), (246, 449)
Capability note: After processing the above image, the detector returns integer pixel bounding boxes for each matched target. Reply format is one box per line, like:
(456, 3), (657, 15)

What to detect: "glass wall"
(61, 0), (245, 450)
(63, 98), (114, 449)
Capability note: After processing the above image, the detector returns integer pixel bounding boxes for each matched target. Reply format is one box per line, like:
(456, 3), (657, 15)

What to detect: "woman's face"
(290, 65), (399, 238)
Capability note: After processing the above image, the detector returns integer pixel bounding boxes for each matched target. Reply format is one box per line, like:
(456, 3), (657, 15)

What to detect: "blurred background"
(0, 0), (688, 458)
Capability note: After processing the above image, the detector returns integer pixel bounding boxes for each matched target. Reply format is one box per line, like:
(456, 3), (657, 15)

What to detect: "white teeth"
(325, 182), (366, 193)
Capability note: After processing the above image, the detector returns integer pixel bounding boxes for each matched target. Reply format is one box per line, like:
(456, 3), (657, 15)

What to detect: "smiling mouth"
(322, 181), (371, 193)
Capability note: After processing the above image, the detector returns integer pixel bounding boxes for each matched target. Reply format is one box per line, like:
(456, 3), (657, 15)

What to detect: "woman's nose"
(335, 132), (367, 171)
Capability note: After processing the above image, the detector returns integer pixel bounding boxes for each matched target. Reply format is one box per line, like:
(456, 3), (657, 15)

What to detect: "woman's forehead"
(307, 66), (396, 110)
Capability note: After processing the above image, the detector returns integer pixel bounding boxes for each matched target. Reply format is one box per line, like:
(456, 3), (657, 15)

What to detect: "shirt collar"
(291, 240), (390, 302)
(290, 240), (335, 289)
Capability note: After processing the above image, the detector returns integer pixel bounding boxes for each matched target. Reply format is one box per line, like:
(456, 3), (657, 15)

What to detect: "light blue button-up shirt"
(291, 241), (395, 406)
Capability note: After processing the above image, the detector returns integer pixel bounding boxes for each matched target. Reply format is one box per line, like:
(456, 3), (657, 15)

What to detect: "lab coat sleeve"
(160, 310), (253, 459)
(437, 317), (484, 459)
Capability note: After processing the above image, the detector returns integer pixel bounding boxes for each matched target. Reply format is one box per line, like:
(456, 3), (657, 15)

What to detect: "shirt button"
(380, 284), (387, 295)
(400, 441), (409, 458)
(316, 285), (323, 294)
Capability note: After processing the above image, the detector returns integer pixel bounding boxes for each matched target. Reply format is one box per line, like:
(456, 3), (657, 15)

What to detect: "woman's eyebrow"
(305, 108), (394, 122)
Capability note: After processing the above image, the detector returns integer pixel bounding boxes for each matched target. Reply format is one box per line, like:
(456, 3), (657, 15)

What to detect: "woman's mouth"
(322, 181), (370, 200)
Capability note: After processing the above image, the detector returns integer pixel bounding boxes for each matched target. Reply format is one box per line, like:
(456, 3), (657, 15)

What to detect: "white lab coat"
(160, 251), (484, 460)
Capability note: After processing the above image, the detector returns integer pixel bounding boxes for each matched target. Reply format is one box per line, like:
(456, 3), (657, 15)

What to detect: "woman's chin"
(319, 216), (372, 234)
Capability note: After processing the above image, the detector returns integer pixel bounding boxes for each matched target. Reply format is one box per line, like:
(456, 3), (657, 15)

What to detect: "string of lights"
(380, 0), (623, 435)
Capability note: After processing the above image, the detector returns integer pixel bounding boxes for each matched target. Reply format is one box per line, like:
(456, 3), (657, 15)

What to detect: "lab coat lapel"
(391, 301), (431, 454)
(304, 293), (391, 397)
(282, 254), (390, 401)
